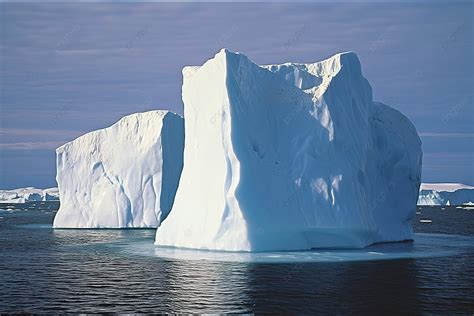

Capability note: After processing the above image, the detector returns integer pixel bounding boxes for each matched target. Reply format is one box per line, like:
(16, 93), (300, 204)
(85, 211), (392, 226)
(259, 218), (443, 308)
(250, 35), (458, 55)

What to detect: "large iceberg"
(155, 49), (422, 251)
(53, 110), (184, 228)
(418, 183), (474, 206)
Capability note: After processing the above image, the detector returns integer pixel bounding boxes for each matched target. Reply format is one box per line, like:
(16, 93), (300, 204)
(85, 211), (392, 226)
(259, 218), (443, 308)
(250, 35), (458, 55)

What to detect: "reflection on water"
(0, 208), (473, 313)
(52, 226), (155, 246)
(245, 259), (423, 314)
(159, 259), (252, 313)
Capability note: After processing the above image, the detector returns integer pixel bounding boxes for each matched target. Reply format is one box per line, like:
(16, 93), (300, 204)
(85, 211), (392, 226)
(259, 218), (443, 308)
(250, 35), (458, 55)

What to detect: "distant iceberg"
(418, 183), (474, 206)
(154, 49), (422, 251)
(53, 110), (184, 228)
(0, 187), (59, 204)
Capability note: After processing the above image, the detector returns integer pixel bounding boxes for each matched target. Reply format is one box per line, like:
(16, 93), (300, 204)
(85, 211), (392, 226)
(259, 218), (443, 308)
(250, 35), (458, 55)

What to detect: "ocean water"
(0, 206), (473, 313)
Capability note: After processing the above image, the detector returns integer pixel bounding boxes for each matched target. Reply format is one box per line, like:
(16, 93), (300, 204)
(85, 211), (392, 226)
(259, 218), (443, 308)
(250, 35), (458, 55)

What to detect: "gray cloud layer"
(0, 2), (472, 188)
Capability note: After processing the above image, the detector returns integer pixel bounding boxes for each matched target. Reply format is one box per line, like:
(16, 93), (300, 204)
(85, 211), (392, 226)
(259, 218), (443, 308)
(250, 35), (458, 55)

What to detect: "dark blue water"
(0, 206), (473, 313)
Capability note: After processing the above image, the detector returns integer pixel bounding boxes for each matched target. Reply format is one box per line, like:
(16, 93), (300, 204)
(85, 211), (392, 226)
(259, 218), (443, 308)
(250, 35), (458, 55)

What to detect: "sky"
(0, 1), (473, 189)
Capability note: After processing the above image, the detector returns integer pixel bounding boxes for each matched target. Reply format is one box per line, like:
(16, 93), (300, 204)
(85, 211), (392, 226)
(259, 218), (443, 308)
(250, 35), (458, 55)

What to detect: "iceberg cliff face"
(53, 110), (184, 228)
(418, 183), (474, 206)
(155, 49), (422, 251)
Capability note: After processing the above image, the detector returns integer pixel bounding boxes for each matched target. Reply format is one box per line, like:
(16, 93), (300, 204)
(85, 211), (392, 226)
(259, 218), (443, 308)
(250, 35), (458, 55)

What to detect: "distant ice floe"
(418, 183), (474, 206)
(0, 187), (59, 204)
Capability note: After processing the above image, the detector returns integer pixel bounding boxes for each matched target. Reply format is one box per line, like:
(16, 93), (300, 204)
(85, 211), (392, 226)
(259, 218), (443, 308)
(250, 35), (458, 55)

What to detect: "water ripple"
(0, 207), (473, 313)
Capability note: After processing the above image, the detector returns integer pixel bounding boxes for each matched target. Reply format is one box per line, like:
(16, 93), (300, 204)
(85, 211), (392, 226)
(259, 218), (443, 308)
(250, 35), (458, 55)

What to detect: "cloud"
(423, 152), (473, 159)
(419, 132), (474, 138)
(0, 141), (64, 150)
(0, 127), (83, 149)
(0, 2), (473, 187)
(0, 127), (82, 138)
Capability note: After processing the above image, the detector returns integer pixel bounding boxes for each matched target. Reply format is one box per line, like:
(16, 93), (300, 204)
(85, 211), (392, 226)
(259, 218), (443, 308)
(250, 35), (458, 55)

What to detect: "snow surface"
(53, 110), (184, 228)
(418, 183), (474, 206)
(0, 187), (59, 203)
(155, 49), (422, 251)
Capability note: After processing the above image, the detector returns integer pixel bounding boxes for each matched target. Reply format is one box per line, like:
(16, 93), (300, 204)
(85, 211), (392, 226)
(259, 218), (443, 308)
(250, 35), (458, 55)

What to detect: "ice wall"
(53, 110), (184, 228)
(155, 50), (422, 251)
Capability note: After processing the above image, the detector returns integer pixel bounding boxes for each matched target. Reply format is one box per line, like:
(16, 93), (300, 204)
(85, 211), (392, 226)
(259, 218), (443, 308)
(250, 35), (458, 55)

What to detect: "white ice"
(53, 110), (184, 228)
(155, 49), (422, 252)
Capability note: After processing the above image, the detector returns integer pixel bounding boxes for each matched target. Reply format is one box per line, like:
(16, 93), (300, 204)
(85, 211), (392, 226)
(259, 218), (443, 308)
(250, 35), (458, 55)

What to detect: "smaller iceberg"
(53, 110), (184, 228)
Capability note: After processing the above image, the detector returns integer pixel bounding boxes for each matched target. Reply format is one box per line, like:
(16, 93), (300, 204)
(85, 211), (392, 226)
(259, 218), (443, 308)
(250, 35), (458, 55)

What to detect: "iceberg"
(155, 49), (422, 251)
(0, 187), (59, 204)
(418, 183), (474, 206)
(53, 110), (184, 228)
